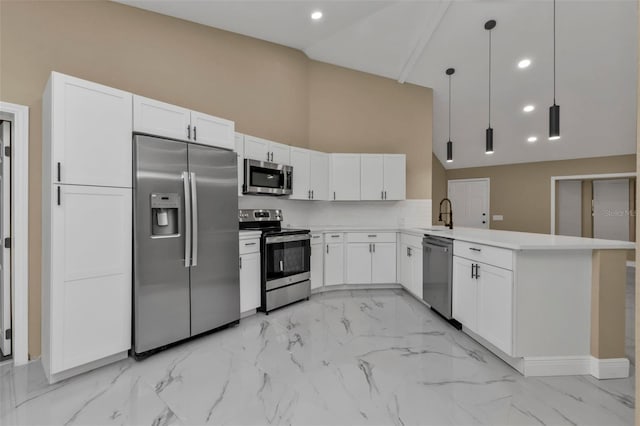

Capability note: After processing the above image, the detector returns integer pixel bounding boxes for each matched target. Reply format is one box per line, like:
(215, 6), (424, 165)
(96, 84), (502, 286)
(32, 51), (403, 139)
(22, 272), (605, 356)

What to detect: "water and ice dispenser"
(151, 193), (180, 237)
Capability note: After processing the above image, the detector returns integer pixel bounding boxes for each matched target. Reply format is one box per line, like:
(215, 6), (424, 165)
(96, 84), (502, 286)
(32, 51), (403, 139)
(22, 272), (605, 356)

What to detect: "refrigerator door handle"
(190, 172), (198, 267)
(183, 171), (191, 267)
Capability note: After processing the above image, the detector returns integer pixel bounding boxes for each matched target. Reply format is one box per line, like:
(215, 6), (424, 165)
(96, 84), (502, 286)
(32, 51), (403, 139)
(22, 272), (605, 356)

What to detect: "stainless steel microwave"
(243, 159), (293, 196)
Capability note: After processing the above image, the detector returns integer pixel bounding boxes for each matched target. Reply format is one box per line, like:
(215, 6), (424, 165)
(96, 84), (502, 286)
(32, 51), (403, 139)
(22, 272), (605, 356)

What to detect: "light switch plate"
(493, 215), (504, 221)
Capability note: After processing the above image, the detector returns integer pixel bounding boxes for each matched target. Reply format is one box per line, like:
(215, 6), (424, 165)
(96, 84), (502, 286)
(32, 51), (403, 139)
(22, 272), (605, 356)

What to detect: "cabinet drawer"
(239, 238), (260, 254)
(347, 232), (396, 243)
(400, 233), (423, 248)
(453, 241), (513, 271)
(310, 233), (324, 245)
(325, 233), (344, 243)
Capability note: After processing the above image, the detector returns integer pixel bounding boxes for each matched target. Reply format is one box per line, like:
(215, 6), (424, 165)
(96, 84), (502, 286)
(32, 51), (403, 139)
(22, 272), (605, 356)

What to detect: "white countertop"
(417, 227), (635, 251)
(303, 225), (634, 251)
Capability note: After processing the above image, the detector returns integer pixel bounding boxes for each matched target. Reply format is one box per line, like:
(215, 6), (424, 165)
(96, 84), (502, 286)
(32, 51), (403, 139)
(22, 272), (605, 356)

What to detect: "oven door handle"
(265, 234), (311, 244)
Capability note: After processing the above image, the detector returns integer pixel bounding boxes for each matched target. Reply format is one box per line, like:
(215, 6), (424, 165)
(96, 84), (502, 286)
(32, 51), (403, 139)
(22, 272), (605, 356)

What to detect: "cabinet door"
(269, 141), (290, 165)
(383, 155), (406, 200)
(360, 154), (384, 201)
(239, 252), (261, 313)
(346, 243), (372, 284)
(235, 134), (244, 197)
(52, 73), (132, 188)
(324, 243), (344, 286)
(452, 256), (477, 333)
(330, 154), (361, 201)
(244, 135), (270, 161)
(290, 148), (310, 200)
(410, 246), (423, 299)
(477, 263), (513, 355)
(191, 111), (234, 150)
(309, 151), (329, 201)
(133, 95), (190, 142)
(371, 243), (396, 284)
(51, 185), (131, 372)
(310, 244), (324, 290)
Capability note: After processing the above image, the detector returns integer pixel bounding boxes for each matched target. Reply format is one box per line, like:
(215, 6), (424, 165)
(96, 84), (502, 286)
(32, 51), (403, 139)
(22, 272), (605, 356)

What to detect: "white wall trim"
(626, 260), (636, 268)
(589, 356), (630, 379)
(550, 172), (636, 235)
(0, 102), (29, 366)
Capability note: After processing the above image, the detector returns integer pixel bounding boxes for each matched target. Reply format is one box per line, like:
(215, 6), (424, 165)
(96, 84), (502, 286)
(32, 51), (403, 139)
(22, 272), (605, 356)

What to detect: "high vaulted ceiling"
(116, 0), (637, 169)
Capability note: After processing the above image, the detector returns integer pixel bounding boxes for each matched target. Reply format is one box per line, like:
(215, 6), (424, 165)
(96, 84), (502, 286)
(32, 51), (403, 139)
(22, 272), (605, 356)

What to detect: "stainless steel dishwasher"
(423, 235), (458, 326)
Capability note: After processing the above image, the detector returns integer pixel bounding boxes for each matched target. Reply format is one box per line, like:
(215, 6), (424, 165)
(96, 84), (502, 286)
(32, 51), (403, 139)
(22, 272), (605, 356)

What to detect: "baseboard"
(590, 356), (630, 379)
(45, 350), (128, 384)
(240, 308), (257, 319)
(522, 356), (592, 377)
(626, 261), (635, 268)
(311, 283), (402, 294)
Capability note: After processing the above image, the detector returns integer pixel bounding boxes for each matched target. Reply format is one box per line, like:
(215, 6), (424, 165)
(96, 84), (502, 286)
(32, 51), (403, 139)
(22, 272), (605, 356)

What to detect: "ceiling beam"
(397, 0), (452, 84)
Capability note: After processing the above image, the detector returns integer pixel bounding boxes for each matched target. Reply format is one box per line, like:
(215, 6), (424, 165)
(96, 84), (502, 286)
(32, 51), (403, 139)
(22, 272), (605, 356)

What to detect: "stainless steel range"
(239, 209), (311, 313)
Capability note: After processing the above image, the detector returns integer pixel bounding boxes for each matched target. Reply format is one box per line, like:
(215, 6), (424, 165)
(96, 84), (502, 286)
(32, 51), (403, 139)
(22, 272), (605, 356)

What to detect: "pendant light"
(549, 0), (560, 140)
(446, 68), (455, 163)
(485, 20), (496, 154)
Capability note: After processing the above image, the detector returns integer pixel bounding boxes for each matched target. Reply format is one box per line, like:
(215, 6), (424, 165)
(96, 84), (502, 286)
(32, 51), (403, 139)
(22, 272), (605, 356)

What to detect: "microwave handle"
(285, 169), (292, 191)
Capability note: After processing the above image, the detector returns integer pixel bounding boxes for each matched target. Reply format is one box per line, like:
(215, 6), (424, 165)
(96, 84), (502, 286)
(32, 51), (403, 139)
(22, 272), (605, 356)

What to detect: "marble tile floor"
(0, 286), (635, 426)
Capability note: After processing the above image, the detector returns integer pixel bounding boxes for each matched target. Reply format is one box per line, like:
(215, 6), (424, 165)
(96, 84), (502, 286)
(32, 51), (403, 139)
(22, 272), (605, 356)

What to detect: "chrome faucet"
(438, 198), (453, 229)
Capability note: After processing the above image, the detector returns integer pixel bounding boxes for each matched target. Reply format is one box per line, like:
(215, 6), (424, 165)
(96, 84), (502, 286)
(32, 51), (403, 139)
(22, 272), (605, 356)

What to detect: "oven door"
(244, 159), (292, 196)
(264, 234), (310, 290)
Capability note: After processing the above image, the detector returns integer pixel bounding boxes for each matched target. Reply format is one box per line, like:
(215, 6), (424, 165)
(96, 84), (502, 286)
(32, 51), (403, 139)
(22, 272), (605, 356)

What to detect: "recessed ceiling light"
(527, 136), (538, 143)
(311, 10), (323, 20)
(523, 105), (535, 113)
(518, 58), (531, 69)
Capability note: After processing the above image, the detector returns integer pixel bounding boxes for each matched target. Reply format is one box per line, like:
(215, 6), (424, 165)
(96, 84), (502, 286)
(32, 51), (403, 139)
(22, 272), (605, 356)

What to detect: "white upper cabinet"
(290, 148), (329, 201)
(360, 154), (406, 201)
(290, 147), (311, 200)
(234, 133), (244, 197)
(383, 154), (406, 200)
(244, 135), (290, 164)
(190, 111), (234, 150)
(133, 95), (190, 141)
(133, 95), (234, 150)
(360, 155), (384, 200)
(330, 154), (361, 201)
(309, 151), (329, 201)
(47, 72), (132, 188)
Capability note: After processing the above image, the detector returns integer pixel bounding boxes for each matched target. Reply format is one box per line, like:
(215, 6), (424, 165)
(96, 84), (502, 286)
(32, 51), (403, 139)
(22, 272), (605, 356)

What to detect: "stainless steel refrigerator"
(133, 134), (239, 357)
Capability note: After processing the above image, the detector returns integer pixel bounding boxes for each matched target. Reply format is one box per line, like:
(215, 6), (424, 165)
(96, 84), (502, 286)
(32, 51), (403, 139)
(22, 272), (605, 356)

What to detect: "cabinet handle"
(267, 152), (270, 161)
(193, 126), (197, 141)
(311, 190), (314, 199)
(308, 190), (311, 199)
(239, 257), (242, 269)
(407, 247), (411, 257)
(57, 162), (61, 182)
(381, 190), (384, 200)
(385, 191), (387, 200)
(368, 234), (377, 238)
(57, 186), (61, 206)
(373, 243), (375, 253)
(326, 245), (329, 254)
(469, 247), (482, 252)
(244, 242), (256, 246)
(369, 243), (372, 253)
(334, 191), (336, 200)
(475, 264), (480, 279)
(331, 234), (340, 238)
(187, 124), (191, 140)
(471, 264), (474, 279)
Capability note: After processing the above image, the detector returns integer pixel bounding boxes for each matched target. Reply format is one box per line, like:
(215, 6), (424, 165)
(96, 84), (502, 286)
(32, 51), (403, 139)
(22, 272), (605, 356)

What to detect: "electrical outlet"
(493, 215), (504, 221)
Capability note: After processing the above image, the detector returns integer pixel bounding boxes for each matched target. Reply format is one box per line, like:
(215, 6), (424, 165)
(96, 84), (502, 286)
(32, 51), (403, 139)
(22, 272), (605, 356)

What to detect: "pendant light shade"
(446, 67), (455, 163)
(549, 0), (561, 140)
(485, 20), (496, 154)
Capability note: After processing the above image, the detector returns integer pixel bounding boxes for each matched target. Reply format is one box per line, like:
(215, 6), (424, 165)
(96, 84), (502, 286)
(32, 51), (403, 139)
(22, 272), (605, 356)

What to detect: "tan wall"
(308, 61), (432, 199)
(431, 153), (448, 224)
(0, 1), (432, 358)
(446, 155), (636, 234)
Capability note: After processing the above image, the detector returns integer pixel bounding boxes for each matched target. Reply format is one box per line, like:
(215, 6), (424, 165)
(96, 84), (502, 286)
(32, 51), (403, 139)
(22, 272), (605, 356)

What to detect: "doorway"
(447, 178), (490, 229)
(0, 120), (11, 361)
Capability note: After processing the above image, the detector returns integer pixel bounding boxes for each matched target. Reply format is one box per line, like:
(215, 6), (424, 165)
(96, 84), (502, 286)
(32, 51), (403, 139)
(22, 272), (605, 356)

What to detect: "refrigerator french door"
(133, 135), (239, 356)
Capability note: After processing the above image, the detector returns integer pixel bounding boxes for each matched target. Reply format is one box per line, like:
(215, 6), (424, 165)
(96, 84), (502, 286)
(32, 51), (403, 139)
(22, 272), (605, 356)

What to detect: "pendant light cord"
(448, 75), (452, 140)
(553, 0), (556, 104)
(488, 29), (492, 127)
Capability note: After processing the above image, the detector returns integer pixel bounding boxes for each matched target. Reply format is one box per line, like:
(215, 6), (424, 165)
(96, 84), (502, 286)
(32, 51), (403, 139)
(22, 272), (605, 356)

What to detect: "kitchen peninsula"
(417, 226), (634, 379)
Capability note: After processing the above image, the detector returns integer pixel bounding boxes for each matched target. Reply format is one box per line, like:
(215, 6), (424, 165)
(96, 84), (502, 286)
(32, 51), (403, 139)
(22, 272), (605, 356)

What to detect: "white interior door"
(447, 179), (489, 229)
(557, 180), (582, 237)
(593, 179), (630, 241)
(0, 121), (10, 356)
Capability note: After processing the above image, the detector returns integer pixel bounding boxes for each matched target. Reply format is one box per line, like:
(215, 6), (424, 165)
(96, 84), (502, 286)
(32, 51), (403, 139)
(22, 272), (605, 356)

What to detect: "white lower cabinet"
(239, 237), (260, 313)
(452, 249), (513, 356)
(44, 185), (132, 381)
(310, 234), (324, 290)
(345, 233), (396, 285)
(399, 240), (423, 298)
(371, 243), (396, 284)
(324, 236), (345, 286)
(346, 243), (372, 284)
